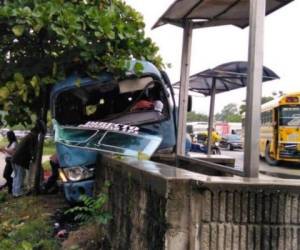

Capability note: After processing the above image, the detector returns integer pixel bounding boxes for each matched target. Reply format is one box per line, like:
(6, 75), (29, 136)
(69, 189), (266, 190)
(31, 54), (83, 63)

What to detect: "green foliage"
(261, 96), (274, 104)
(65, 181), (111, 225)
(239, 96), (274, 115)
(0, 195), (65, 250)
(187, 111), (208, 122)
(43, 138), (55, 155)
(42, 160), (51, 171)
(0, 218), (59, 250)
(0, 192), (7, 203)
(0, 136), (8, 147)
(0, 0), (163, 126)
(215, 103), (242, 122)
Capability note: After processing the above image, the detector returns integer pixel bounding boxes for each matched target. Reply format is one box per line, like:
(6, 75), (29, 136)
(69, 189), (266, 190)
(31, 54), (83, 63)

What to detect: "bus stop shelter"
(153, 0), (293, 177)
(173, 61), (279, 155)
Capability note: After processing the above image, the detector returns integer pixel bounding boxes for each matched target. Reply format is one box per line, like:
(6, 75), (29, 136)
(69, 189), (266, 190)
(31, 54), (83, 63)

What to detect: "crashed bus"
(50, 60), (180, 202)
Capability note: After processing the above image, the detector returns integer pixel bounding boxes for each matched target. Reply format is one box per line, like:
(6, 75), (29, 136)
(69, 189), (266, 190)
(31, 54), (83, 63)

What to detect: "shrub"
(0, 218), (59, 250)
(65, 181), (111, 225)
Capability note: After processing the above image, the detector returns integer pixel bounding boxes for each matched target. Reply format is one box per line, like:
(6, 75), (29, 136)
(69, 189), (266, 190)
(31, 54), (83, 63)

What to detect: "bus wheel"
(265, 143), (279, 166)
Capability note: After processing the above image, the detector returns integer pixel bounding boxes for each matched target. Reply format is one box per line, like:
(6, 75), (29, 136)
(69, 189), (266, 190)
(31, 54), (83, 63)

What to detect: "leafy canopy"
(0, 0), (163, 126)
(239, 96), (274, 115)
(215, 103), (242, 122)
(187, 111), (208, 122)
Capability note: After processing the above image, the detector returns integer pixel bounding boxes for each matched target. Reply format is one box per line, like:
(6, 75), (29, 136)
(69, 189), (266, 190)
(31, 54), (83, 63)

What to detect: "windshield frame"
(279, 105), (300, 126)
(53, 120), (163, 158)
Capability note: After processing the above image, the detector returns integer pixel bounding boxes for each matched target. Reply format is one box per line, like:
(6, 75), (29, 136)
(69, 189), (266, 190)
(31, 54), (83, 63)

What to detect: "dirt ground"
(0, 191), (104, 250)
(62, 223), (101, 250)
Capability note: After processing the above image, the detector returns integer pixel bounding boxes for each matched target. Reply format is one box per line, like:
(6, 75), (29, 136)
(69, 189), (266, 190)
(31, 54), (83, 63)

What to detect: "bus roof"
(261, 92), (300, 112)
(50, 60), (163, 109)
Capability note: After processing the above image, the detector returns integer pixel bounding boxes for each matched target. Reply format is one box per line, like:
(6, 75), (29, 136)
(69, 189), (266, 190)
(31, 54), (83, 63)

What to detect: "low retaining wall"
(95, 154), (300, 250)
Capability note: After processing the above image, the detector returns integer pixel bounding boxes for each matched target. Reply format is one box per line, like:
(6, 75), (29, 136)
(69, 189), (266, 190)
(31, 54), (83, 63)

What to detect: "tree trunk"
(30, 86), (49, 194)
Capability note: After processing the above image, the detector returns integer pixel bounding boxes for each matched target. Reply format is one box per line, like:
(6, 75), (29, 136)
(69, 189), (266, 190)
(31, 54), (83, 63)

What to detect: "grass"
(0, 194), (65, 250)
(0, 192), (106, 250)
(0, 137), (7, 148)
(43, 160), (52, 171)
(43, 138), (56, 155)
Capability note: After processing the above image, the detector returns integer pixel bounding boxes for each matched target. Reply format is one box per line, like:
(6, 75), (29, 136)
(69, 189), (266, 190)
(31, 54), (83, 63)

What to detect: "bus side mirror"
(187, 95), (192, 112)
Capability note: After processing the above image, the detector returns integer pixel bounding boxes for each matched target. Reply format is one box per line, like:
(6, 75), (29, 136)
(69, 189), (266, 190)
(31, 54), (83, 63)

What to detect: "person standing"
(0, 130), (18, 193)
(11, 124), (41, 197)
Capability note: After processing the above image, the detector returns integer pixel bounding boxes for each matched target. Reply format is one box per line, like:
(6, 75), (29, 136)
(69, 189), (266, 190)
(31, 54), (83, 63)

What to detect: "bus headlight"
(63, 166), (95, 182)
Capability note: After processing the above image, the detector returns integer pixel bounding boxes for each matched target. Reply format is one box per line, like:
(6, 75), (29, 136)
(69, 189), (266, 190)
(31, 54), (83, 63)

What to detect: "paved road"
(221, 149), (300, 178)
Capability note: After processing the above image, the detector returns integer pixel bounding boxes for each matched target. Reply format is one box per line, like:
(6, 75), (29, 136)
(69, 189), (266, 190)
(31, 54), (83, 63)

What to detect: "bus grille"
(279, 143), (300, 158)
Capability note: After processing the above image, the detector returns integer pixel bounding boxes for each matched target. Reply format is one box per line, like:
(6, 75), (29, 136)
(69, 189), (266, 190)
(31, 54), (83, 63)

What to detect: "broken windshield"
(54, 120), (162, 159)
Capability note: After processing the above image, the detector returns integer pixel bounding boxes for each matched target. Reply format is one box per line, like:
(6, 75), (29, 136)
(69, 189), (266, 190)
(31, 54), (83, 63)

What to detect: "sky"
(124, 0), (300, 115)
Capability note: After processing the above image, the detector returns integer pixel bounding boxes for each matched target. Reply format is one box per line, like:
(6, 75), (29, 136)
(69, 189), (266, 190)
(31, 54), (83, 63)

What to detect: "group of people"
(0, 123), (43, 197)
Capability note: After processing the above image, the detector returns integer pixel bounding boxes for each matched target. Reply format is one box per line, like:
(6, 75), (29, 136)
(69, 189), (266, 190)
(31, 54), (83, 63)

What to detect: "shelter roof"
(173, 61), (279, 96)
(153, 0), (294, 29)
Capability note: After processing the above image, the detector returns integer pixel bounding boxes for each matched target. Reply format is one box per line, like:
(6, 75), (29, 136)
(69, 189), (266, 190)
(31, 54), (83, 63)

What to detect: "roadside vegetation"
(0, 183), (111, 249)
(188, 94), (281, 123)
(0, 0), (156, 248)
(0, 0), (163, 193)
(0, 195), (62, 249)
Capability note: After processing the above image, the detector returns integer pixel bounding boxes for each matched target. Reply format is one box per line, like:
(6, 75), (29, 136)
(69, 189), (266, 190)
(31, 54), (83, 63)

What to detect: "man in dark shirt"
(11, 124), (41, 197)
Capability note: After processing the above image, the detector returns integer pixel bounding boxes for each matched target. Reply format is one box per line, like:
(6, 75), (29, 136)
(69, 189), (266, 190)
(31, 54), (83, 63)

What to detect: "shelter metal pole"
(243, 0), (266, 177)
(176, 21), (193, 156)
(207, 78), (216, 156)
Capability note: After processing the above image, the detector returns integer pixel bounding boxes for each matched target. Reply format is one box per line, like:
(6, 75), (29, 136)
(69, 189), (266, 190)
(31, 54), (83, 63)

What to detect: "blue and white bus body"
(51, 60), (177, 202)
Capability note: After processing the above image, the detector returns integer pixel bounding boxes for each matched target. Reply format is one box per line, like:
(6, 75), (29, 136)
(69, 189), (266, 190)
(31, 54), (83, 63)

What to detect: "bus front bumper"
(62, 180), (95, 203)
(59, 168), (95, 203)
(279, 143), (300, 159)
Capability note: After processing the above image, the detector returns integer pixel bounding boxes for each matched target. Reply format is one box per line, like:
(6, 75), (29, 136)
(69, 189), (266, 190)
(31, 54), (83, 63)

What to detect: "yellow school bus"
(260, 92), (300, 165)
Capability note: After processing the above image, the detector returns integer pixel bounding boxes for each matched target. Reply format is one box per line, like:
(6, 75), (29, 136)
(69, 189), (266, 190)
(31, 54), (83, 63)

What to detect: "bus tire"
(265, 143), (279, 166)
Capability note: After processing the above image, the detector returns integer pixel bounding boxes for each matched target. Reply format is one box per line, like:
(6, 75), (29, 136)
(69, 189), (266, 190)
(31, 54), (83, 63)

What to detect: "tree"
(239, 96), (274, 114)
(187, 111), (208, 122)
(215, 103), (242, 122)
(272, 90), (285, 97)
(0, 0), (163, 193)
(0, 0), (163, 126)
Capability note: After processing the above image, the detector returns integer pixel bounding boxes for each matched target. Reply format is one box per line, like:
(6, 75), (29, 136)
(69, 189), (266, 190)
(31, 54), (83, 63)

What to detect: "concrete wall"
(192, 184), (300, 250)
(95, 154), (300, 250)
(96, 156), (169, 250)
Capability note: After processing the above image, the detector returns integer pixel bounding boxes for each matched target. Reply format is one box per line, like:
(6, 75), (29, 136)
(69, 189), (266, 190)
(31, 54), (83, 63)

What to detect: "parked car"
(219, 134), (243, 151)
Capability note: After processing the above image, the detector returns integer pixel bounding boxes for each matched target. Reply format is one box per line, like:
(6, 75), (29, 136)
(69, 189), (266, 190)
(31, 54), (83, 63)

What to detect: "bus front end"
(278, 101), (300, 161)
(50, 60), (176, 203)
